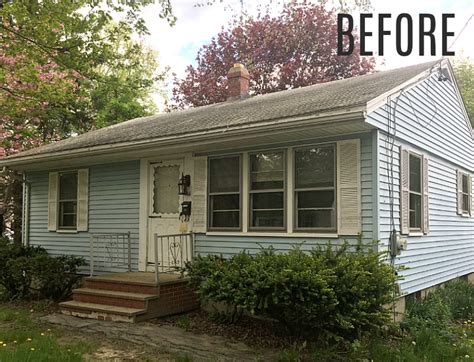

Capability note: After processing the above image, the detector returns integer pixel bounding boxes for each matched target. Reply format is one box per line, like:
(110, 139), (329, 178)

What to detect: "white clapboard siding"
(422, 156), (429, 234)
(77, 169), (89, 232)
(28, 161), (140, 273)
(369, 72), (474, 295)
(337, 139), (361, 235)
(47, 172), (59, 231)
(192, 156), (207, 233)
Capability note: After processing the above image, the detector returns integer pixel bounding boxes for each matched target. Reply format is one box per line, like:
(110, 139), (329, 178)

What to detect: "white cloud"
(139, 0), (473, 107)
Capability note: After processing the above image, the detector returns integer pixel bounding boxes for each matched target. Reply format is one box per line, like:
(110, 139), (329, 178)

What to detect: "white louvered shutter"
(422, 156), (429, 234)
(457, 170), (463, 215)
(48, 172), (59, 231)
(76, 169), (89, 232)
(337, 139), (361, 235)
(400, 147), (410, 235)
(192, 156), (207, 233)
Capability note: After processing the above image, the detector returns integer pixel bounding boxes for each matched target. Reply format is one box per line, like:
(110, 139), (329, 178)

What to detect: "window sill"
(408, 231), (424, 237)
(205, 231), (340, 238)
(459, 213), (471, 218)
(54, 229), (79, 234)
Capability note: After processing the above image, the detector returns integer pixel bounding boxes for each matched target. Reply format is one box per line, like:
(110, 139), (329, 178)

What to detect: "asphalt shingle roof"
(6, 61), (439, 160)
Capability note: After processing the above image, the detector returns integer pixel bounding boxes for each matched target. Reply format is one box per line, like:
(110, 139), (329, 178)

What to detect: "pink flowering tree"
(0, 0), (172, 242)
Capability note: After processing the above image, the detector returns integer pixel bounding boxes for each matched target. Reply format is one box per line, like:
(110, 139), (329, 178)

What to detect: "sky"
(137, 0), (474, 107)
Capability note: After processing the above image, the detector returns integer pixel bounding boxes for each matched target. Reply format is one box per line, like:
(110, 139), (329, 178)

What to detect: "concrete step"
(72, 288), (159, 309)
(59, 300), (146, 323)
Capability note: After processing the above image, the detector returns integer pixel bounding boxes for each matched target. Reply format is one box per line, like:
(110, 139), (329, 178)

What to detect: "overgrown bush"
(186, 239), (399, 342)
(0, 237), (85, 301)
(404, 279), (474, 333)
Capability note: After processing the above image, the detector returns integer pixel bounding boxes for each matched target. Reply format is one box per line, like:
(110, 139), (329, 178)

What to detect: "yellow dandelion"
(3, 344), (6, 347)
(47, 328), (51, 332)
(40, 333), (45, 336)
(13, 341), (17, 344)
(29, 309), (34, 313)
(26, 338), (32, 341)
(30, 347), (35, 351)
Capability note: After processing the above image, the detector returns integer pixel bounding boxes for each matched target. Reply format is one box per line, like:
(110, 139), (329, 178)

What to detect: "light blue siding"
(27, 161), (140, 273)
(370, 73), (474, 295)
(195, 134), (374, 256)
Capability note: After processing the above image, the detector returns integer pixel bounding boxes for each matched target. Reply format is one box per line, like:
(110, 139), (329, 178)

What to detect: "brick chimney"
(227, 63), (250, 100)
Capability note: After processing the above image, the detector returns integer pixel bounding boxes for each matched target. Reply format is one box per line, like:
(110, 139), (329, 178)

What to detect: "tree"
(172, 1), (375, 108)
(453, 58), (474, 126)
(0, 0), (173, 241)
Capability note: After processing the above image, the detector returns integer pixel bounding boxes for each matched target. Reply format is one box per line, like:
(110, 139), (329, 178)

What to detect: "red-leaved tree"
(172, 1), (375, 108)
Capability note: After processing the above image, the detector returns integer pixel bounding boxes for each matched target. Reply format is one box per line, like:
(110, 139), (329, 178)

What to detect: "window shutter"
(400, 147), (410, 235)
(337, 139), (361, 235)
(469, 175), (472, 217)
(457, 170), (463, 215)
(76, 169), (89, 232)
(47, 172), (59, 231)
(422, 156), (429, 234)
(192, 156), (207, 233)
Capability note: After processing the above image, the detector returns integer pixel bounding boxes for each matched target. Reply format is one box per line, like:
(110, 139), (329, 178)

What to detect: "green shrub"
(186, 239), (398, 342)
(0, 237), (85, 301)
(404, 278), (474, 333)
(437, 279), (474, 320)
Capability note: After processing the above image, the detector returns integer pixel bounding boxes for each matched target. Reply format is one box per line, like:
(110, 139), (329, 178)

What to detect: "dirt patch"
(152, 310), (305, 350)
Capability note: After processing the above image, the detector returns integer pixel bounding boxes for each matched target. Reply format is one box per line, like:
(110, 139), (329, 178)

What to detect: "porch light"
(178, 173), (191, 195)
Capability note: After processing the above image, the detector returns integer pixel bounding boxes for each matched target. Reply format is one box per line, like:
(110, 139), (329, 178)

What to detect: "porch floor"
(87, 271), (185, 286)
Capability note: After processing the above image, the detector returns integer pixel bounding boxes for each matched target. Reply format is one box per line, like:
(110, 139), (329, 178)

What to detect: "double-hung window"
(58, 172), (78, 229)
(208, 155), (241, 230)
(461, 174), (470, 214)
(458, 171), (472, 216)
(294, 144), (336, 231)
(409, 154), (422, 230)
(249, 151), (285, 229)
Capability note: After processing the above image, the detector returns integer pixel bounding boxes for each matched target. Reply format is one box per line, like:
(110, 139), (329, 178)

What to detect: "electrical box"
(390, 230), (408, 257)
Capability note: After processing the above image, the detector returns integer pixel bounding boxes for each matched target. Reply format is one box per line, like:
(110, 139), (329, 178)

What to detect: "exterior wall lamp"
(178, 173), (191, 195)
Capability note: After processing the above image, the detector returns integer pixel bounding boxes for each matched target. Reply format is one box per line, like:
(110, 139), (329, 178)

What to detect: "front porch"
(59, 271), (199, 323)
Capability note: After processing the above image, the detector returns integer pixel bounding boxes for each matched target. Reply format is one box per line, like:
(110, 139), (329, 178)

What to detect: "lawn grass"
(0, 304), (96, 361)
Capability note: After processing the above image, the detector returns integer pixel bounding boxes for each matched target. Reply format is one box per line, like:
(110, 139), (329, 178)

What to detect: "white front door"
(147, 160), (182, 268)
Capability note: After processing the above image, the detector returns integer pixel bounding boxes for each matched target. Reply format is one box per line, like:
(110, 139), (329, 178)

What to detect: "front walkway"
(42, 313), (268, 361)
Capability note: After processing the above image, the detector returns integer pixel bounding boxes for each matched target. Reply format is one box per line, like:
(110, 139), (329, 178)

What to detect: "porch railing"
(153, 233), (194, 284)
(90, 232), (131, 276)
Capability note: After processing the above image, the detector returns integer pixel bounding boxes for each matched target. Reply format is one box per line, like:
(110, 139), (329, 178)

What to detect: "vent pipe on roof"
(227, 63), (250, 100)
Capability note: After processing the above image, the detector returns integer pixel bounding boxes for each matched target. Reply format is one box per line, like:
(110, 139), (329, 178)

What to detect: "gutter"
(0, 107), (366, 168)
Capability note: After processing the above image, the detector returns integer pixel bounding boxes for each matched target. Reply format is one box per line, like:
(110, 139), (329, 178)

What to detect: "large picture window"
(294, 145), (336, 231)
(208, 156), (241, 230)
(409, 154), (422, 230)
(58, 172), (78, 229)
(249, 151), (285, 229)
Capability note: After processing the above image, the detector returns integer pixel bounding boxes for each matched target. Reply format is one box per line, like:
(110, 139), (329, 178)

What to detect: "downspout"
(22, 172), (30, 246)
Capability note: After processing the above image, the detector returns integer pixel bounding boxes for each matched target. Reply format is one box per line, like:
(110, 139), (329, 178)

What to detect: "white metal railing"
(153, 233), (194, 284)
(90, 232), (131, 276)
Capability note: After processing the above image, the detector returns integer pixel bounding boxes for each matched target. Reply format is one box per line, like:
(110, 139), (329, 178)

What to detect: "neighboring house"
(0, 59), (473, 320)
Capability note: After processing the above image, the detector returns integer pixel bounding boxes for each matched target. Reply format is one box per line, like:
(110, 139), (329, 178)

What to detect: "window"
(294, 145), (336, 231)
(58, 172), (78, 229)
(458, 170), (472, 216)
(409, 154), (422, 230)
(208, 156), (241, 230)
(249, 151), (285, 229)
(461, 174), (470, 214)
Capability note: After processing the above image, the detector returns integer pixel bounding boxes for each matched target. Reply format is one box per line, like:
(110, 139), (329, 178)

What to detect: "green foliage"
(404, 279), (474, 333)
(454, 57), (474, 126)
(186, 239), (398, 342)
(0, 305), (95, 361)
(0, 237), (85, 301)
